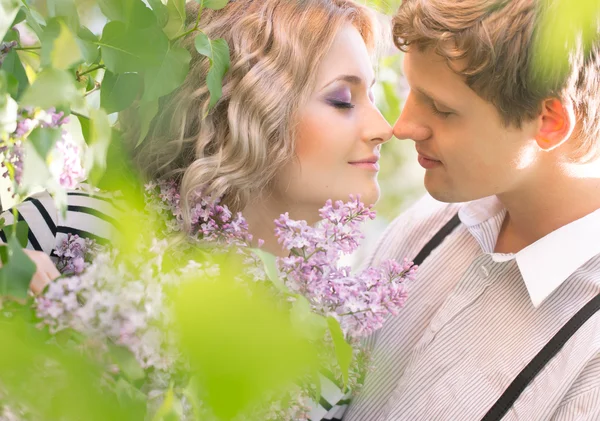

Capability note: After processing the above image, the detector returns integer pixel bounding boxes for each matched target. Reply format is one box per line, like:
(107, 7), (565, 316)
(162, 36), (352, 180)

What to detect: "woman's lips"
(349, 157), (380, 171)
(349, 161), (380, 171)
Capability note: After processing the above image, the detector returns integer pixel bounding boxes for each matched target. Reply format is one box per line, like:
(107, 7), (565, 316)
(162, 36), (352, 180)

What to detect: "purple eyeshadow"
(327, 88), (352, 103)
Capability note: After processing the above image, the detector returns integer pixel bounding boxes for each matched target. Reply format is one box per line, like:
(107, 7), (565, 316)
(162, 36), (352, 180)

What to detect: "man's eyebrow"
(415, 87), (455, 110)
(322, 75), (376, 89)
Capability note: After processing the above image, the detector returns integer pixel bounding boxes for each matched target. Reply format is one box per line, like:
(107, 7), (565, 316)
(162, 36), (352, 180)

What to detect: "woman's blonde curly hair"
(127, 0), (380, 230)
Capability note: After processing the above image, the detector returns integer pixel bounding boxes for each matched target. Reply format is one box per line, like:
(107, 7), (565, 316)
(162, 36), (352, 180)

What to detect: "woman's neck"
(242, 194), (319, 257)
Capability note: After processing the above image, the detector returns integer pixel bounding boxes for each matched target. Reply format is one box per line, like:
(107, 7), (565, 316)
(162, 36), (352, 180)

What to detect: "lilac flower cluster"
(34, 183), (415, 420)
(1, 107), (85, 189)
(53, 234), (100, 275)
(275, 196), (417, 339)
(34, 237), (226, 420)
(35, 244), (221, 371)
(145, 180), (254, 249)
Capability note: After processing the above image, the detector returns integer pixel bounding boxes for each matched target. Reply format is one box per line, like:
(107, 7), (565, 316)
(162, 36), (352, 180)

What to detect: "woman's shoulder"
(0, 184), (125, 254)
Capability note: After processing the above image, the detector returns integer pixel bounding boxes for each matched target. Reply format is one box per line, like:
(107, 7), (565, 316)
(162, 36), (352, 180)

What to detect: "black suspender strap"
(412, 213), (461, 267)
(482, 292), (600, 421)
(324, 213), (462, 421)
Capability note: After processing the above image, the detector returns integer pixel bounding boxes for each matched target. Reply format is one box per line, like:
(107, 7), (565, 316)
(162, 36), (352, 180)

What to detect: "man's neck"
(495, 164), (600, 254)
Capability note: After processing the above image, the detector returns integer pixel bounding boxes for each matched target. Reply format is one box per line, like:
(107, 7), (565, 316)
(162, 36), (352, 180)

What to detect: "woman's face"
(274, 24), (393, 218)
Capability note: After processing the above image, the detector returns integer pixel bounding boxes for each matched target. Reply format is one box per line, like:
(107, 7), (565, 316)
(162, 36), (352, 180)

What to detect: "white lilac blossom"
(36, 246), (211, 371)
(0, 107), (85, 189)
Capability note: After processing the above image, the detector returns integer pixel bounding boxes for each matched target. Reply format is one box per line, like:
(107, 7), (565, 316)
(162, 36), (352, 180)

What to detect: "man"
(344, 0), (600, 419)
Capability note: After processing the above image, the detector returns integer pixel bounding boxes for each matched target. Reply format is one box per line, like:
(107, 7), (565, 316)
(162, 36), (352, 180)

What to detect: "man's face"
(394, 48), (541, 203)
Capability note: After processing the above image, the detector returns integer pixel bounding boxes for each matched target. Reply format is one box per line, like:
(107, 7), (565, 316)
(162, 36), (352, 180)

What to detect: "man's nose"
(392, 94), (433, 141)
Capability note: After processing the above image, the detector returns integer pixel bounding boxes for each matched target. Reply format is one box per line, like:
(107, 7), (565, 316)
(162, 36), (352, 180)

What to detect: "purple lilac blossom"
(275, 196), (417, 339)
(1, 108), (84, 189)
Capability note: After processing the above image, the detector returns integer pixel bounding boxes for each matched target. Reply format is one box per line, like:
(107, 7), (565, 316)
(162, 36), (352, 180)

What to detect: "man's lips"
(416, 150), (442, 169)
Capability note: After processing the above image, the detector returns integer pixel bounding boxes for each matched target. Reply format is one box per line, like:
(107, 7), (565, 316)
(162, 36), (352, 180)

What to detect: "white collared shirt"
(343, 194), (600, 421)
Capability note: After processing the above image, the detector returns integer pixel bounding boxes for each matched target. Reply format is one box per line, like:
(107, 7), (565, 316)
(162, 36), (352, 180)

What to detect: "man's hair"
(393, 0), (600, 160)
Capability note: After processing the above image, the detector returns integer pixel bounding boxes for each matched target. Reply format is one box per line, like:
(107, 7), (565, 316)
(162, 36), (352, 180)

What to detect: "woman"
(1, 0), (391, 417)
(134, 0), (392, 256)
(3, 0), (391, 262)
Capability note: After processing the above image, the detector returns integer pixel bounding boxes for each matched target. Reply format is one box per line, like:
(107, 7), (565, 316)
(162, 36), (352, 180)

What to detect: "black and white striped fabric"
(308, 372), (352, 420)
(343, 194), (600, 421)
(0, 185), (122, 259)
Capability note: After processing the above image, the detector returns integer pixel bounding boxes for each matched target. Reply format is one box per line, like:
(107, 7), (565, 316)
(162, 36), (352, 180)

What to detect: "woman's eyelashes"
(325, 88), (354, 109)
(328, 99), (355, 109)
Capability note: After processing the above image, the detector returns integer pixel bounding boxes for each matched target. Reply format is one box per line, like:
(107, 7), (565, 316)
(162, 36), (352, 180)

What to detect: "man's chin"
(424, 181), (480, 204)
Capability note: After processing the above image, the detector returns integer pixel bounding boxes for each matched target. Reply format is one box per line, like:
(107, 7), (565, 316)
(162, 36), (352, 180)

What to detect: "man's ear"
(534, 98), (575, 151)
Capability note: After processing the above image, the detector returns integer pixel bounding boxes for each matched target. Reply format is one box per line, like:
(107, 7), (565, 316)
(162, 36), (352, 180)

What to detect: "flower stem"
(78, 64), (105, 78)
(170, 8), (204, 43)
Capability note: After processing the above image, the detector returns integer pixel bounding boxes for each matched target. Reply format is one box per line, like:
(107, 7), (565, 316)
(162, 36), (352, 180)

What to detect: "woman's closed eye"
(328, 99), (355, 109)
(325, 88), (354, 109)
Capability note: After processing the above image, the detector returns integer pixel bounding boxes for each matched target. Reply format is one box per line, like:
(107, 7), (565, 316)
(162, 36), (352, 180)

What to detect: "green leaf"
(4, 72), (18, 97)
(312, 370), (322, 405)
(108, 344), (146, 382)
(97, 0), (157, 27)
(327, 316), (353, 391)
(182, 378), (204, 421)
(78, 113), (90, 140)
(251, 248), (290, 294)
(152, 384), (175, 421)
(1, 51), (28, 98)
(194, 33), (230, 110)
(3, 220), (29, 248)
(76, 26), (100, 64)
(99, 20), (169, 74)
(17, 141), (56, 199)
(11, 8), (25, 26)
(21, 5), (45, 40)
(40, 18), (61, 68)
(50, 20), (83, 70)
(142, 44), (190, 101)
(97, 0), (135, 22)
(28, 127), (61, 160)
(0, 0), (19, 42)
(135, 99), (159, 147)
(173, 273), (319, 420)
(0, 237), (36, 299)
(291, 295), (328, 342)
(0, 316), (147, 420)
(147, 0), (169, 28)
(101, 71), (142, 113)
(21, 68), (83, 109)
(47, 0), (80, 31)
(84, 108), (112, 186)
(162, 0), (186, 39)
(196, 0), (229, 11)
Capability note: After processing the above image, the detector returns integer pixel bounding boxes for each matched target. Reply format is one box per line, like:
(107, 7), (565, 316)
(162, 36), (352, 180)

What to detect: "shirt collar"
(458, 196), (600, 308)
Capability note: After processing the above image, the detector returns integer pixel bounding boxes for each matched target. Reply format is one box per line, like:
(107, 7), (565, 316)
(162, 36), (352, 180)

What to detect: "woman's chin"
(340, 184), (380, 207)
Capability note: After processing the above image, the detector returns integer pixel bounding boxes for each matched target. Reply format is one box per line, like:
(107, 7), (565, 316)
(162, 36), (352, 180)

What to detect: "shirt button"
(479, 265), (490, 278)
